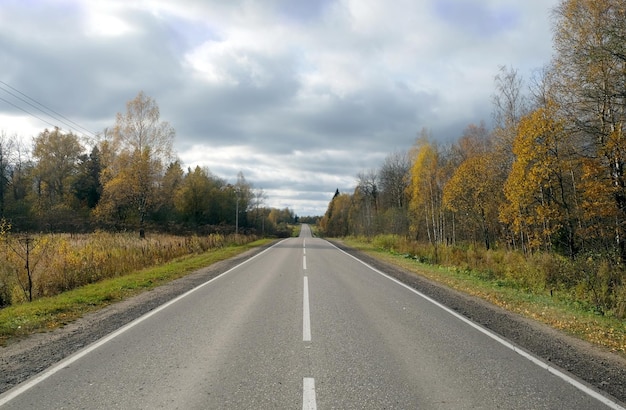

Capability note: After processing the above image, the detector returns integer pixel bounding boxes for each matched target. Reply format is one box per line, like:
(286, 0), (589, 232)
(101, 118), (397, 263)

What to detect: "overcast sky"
(1, 0), (559, 216)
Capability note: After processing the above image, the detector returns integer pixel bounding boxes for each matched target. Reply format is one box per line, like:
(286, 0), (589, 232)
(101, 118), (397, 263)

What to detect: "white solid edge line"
(327, 241), (626, 410)
(302, 377), (317, 410)
(303, 276), (311, 342)
(0, 238), (291, 407)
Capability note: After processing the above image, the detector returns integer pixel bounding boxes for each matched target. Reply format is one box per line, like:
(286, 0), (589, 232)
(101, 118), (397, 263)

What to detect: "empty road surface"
(0, 225), (623, 409)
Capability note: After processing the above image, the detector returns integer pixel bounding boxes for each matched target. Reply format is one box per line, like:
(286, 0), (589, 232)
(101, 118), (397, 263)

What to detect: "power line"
(0, 80), (98, 138)
(0, 80), (97, 137)
(0, 95), (59, 129)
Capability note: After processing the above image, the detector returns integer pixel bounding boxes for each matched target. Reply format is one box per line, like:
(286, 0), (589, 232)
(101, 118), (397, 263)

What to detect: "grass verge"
(343, 237), (626, 357)
(0, 239), (272, 346)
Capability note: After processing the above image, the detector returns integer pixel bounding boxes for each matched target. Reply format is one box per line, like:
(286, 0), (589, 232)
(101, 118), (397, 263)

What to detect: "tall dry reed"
(0, 232), (256, 306)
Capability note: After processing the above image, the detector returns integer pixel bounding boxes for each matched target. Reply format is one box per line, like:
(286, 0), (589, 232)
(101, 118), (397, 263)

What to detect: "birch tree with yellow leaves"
(95, 92), (175, 234)
(407, 133), (451, 246)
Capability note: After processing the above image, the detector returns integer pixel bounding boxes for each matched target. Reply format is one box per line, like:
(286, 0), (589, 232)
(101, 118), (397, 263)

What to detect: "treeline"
(320, 0), (626, 316)
(0, 92), (296, 236)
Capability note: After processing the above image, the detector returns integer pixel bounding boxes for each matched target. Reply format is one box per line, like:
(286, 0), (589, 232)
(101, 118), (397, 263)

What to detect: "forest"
(0, 92), (298, 236)
(320, 0), (626, 317)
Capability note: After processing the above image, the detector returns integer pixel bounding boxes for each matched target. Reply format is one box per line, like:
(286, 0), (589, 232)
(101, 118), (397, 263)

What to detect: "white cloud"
(0, 114), (42, 141)
(84, 5), (135, 37)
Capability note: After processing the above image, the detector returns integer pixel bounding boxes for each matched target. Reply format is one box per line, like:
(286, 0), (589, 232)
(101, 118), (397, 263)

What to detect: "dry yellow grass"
(0, 232), (256, 306)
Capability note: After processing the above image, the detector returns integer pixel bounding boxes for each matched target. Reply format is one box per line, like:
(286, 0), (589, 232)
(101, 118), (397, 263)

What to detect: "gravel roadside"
(1, 239), (625, 406)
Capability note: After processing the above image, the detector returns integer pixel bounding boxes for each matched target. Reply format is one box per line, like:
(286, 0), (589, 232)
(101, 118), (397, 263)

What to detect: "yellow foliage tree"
(407, 135), (446, 244)
(95, 149), (157, 226)
(31, 128), (83, 213)
(95, 92), (175, 232)
(320, 191), (351, 237)
(501, 101), (580, 255)
(443, 151), (501, 249)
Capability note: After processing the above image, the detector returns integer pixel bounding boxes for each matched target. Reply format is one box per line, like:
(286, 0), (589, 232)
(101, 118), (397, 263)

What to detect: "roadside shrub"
(371, 234), (401, 252)
(570, 255), (624, 316)
(273, 223), (293, 238)
(350, 234), (626, 317)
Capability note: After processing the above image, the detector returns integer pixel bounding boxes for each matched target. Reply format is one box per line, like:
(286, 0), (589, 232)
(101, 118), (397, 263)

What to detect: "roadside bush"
(371, 234), (401, 252)
(273, 223), (293, 238)
(363, 234), (626, 317)
(571, 255), (624, 317)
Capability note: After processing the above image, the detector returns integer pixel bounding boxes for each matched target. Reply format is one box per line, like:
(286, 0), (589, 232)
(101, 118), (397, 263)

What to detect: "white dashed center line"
(302, 377), (317, 410)
(303, 276), (311, 342)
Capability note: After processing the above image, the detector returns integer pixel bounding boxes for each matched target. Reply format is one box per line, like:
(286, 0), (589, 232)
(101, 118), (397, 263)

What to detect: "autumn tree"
(96, 92), (175, 233)
(449, 122), (491, 165)
(154, 160), (184, 223)
(501, 100), (581, 256)
(31, 127), (83, 216)
(441, 123), (498, 247)
(96, 150), (143, 226)
(551, 0), (626, 259)
(444, 151), (502, 250)
(320, 190), (351, 237)
(112, 91), (174, 163)
(268, 207), (295, 225)
(175, 166), (213, 226)
(407, 133), (450, 246)
(0, 122), (280, 234)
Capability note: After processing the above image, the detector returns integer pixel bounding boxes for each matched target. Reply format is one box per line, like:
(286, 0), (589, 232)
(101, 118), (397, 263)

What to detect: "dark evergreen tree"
(72, 146), (102, 209)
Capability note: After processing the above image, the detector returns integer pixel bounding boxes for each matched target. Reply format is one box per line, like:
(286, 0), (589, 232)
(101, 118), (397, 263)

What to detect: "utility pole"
(235, 195), (239, 234)
(235, 186), (240, 235)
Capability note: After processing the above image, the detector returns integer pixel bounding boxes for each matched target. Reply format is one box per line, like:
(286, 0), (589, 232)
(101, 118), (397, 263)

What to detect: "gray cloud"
(0, 0), (559, 215)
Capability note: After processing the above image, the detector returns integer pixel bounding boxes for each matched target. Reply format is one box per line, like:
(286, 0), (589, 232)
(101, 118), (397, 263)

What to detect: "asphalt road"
(0, 225), (623, 409)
